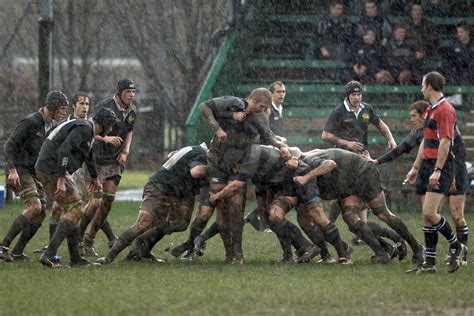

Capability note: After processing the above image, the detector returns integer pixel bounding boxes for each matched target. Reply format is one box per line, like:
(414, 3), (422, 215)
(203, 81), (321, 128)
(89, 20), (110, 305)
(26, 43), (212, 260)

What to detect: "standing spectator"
(381, 24), (419, 85)
(0, 91), (68, 262)
(445, 23), (473, 85)
(349, 27), (386, 84)
(81, 79), (137, 256)
(310, 0), (353, 61)
(356, 0), (392, 46)
(405, 71), (466, 274)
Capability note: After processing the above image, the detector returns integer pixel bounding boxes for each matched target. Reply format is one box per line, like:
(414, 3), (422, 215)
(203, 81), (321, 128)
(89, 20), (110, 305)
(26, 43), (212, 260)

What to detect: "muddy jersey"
(92, 97), (137, 164)
(35, 119), (97, 178)
(148, 145), (208, 198)
(302, 148), (379, 200)
(235, 145), (289, 184)
(4, 110), (51, 175)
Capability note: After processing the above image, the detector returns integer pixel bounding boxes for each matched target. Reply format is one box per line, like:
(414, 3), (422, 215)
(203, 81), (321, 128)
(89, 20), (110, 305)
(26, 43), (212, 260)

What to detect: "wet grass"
(118, 170), (151, 190)
(0, 200), (473, 315)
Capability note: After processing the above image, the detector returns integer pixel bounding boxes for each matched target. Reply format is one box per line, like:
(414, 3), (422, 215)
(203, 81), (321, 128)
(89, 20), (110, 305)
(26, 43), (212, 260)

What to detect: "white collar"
(344, 100), (364, 113)
(430, 96), (445, 110)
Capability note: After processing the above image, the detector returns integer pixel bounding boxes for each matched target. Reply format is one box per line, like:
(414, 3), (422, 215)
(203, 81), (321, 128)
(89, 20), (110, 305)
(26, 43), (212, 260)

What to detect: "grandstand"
(185, 1), (473, 208)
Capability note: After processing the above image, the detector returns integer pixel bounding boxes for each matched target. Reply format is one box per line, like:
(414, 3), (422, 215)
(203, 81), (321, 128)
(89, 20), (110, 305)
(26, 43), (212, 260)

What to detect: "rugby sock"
(44, 219), (76, 258)
(305, 226), (329, 258)
(189, 220), (207, 242)
(356, 222), (386, 256)
(270, 220), (292, 259)
(284, 221), (313, 251)
(107, 227), (142, 261)
(328, 202), (342, 223)
(456, 225), (469, 245)
(11, 222), (42, 255)
(101, 220), (116, 242)
(201, 222), (219, 241)
(423, 226), (438, 266)
(322, 223), (347, 258)
(78, 215), (92, 241)
(434, 216), (459, 249)
(66, 225), (82, 263)
(49, 218), (59, 241)
(1, 214), (30, 247)
(366, 221), (402, 243)
(244, 208), (261, 231)
(383, 216), (420, 253)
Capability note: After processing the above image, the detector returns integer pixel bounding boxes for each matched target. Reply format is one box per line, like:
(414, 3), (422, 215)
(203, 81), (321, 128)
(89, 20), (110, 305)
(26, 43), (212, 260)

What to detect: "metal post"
(38, 0), (54, 104)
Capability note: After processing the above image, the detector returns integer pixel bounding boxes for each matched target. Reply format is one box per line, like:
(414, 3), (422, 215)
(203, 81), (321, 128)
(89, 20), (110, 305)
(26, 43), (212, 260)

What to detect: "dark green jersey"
(4, 109), (50, 175)
(324, 101), (380, 149)
(236, 145), (289, 184)
(149, 145), (208, 197)
(92, 96), (137, 164)
(302, 148), (373, 200)
(35, 119), (97, 178)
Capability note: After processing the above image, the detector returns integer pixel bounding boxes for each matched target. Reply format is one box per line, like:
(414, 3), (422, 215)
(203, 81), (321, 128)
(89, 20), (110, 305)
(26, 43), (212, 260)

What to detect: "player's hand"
(117, 151), (128, 165)
(54, 177), (66, 199)
(103, 136), (123, 147)
(7, 168), (20, 187)
(388, 139), (397, 149)
(367, 158), (379, 165)
(320, 47), (330, 58)
(89, 177), (102, 192)
(428, 170), (441, 188)
(285, 157), (299, 169)
(279, 146), (291, 160)
(232, 111), (246, 122)
(293, 176), (308, 186)
(215, 129), (227, 143)
(346, 141), (365, 152)
(404, 167), (418, 185)
(209, 193), (218, 205)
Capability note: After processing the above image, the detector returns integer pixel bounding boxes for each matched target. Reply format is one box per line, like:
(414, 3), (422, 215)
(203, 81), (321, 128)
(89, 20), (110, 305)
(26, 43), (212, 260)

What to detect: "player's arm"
(376, 119), (397, 149)
(209, 180), (246, 204)
(293, 159), (337, 186)
(117, 131), (132, 164)
(404, 139), (424, 184)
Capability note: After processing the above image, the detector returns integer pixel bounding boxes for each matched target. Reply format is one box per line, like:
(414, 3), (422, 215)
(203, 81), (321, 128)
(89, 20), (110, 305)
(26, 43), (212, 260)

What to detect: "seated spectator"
(356, 0), (392, 46)
(421, 0), (452, 16)
(377, 24), (418, 84)
(349, 28), (386, 84)
(407, 3), (436, 82)
(444, 23), (474, 85)
(309, 0), (354, 60)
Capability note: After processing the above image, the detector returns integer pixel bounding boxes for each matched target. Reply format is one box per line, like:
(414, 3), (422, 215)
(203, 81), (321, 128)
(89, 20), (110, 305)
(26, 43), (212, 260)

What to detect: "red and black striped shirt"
(422, 97), (456, 159)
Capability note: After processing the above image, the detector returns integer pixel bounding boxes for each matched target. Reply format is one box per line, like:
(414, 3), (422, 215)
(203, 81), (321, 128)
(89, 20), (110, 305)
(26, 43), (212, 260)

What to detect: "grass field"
(0, 200), (473, 315)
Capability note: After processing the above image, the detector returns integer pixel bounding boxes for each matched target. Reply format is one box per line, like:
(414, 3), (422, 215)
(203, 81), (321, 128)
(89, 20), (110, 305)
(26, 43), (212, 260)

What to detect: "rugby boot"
(82, 235), (99, 257)
(370, 253), (391, 264)
(394, 241), (408, 261)
(0, 246), (13, 262)
(107, 236), (118, 249)
(296, 245), (320, 263)
(337, 257), (353, 265)
(351, 234), (364, 246)
(412, 244), (425, 265)
(39, 254), (62, 269)
(448, 244), (467, 273)
(10, 253), (30, 262)
(94, 257), (112, 266)
(317, 255), (337, 264)
(193, 236), (207, 257)
(415, 263), (437, 274)
(33, 246), (48, 254)
(180, 249), (194, 261)
(170, 241), (193, 258)
(68, 258), (91, 268)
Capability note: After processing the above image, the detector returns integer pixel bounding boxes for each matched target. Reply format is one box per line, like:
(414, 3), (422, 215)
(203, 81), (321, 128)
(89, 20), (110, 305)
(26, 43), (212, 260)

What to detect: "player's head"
(345, 80), (364, 97)
(422, 71), (445, 99)
(247, 88), (272, 114)
(71, 92), (90, 119)
(116, 78), (136, 106)
(408, 100), (429, 128)
(269, 81), (286, 106)
(93, 107), (118, 136)
(45, 90), (69, 121)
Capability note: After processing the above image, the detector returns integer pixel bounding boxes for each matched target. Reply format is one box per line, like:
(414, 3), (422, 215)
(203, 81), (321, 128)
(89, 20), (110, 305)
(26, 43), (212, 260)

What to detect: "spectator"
(379, 24), (418, 84)
(421, 0), (452, 16)
(356, 0), (392, 46)
(349, 28), (386, 84)
(407, 3), (436, 82)
(444, 23), (474, 85)
(310, 0), (354, 61)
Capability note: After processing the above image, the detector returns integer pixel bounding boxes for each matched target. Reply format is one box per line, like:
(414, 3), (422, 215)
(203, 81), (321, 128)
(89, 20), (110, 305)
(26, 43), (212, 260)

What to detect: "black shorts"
(415, 158), (454, 196)
(297, 179), (322, 206)
(449, 156), (470, 196)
